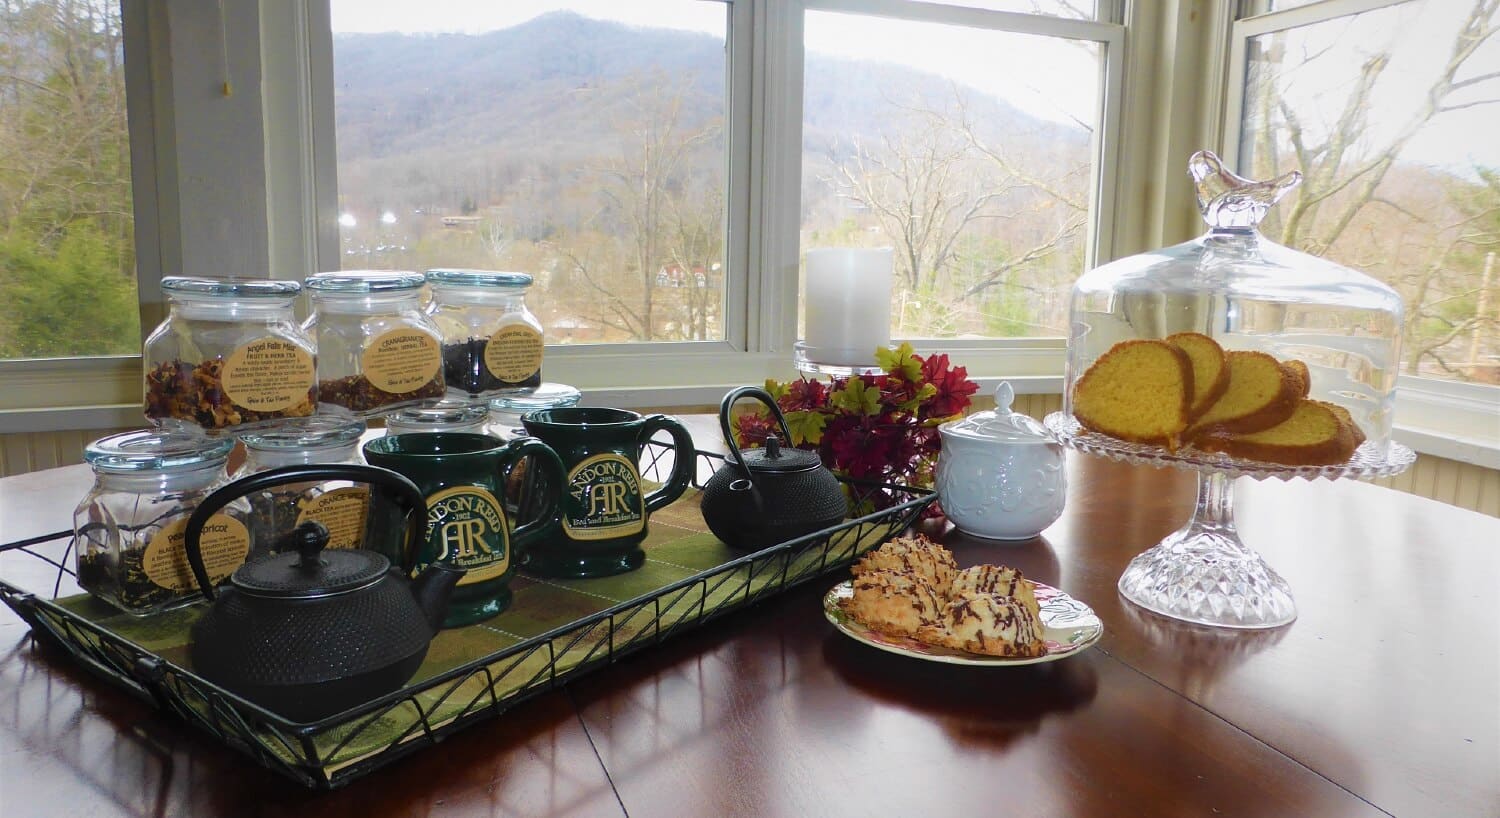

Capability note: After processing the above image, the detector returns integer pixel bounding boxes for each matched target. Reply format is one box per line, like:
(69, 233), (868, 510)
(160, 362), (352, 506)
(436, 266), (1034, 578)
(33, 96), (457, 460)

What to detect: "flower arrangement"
(733, 343), (979, 512)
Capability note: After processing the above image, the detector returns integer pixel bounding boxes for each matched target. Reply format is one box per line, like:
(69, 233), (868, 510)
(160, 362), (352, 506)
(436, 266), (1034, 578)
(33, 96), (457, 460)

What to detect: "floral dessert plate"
(823, 579), (1102, 666)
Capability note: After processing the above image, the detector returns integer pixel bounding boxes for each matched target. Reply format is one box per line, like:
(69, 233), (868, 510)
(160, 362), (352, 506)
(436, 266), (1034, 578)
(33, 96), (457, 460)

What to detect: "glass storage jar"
(425, 269), (545, 398)
(487, 383), (582, 520)
(384, 398), (492, 435)
(142, 277), (317, 434)
(304, 271), (446, 417)
(234, 415), (369, 557)
(487, 382), (582, 441)
(73, 430), (248, 616)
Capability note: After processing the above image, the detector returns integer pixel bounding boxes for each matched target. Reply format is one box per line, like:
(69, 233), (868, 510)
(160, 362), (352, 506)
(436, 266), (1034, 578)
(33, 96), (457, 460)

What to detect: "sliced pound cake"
(1187, 350), (1301, 439)
(1166, 332), (1230, 421)
(1073, 339), (1194, 447)
(1196, 399), (1358, 466)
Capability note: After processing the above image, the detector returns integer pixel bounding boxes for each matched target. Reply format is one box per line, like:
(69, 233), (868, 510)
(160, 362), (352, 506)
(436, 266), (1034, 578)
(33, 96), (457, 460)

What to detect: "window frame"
(1221, 0), (1500, 466)
(4, 0), (1490, 467)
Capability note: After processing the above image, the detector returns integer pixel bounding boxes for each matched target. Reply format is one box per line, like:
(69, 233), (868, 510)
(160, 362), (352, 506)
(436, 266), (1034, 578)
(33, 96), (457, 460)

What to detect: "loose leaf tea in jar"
(142, 277), (317, 433)
(304, 271), (446, 416)
(73, 430), (249, 616)
(425, 269), (545, 397)
(235, 415), (370, 558)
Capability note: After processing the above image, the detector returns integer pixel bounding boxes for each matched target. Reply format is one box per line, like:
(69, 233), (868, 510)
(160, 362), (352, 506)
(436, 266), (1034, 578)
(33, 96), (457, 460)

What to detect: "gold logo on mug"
(424, 485), (510, 585)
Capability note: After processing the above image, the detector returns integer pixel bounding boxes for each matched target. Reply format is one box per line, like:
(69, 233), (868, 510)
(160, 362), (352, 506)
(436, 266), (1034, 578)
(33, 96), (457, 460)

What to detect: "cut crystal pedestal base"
(1117, 469), (1296, 629)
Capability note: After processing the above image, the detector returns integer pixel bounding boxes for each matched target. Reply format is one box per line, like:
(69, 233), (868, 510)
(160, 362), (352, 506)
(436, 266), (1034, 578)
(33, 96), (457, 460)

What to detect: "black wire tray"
(0, 441), (935, 790)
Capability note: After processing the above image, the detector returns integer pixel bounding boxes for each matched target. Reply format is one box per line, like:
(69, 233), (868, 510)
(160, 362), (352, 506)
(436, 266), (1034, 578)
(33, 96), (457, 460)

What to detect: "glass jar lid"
(85, 429), (235, 473)
(162, 276), (301, 299)
(941, 382), (1051, 444)
(426, 269), (533, 289)
(239, 415), (367, 452)
(386, 398), (491, 429)
(305, 270), (427, 293)
(489, 382), (582, 413)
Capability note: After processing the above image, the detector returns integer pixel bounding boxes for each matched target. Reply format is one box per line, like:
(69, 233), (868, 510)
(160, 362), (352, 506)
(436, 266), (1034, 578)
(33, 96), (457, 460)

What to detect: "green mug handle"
(497, 437), (564, 551)
(637, 414), (696, 514)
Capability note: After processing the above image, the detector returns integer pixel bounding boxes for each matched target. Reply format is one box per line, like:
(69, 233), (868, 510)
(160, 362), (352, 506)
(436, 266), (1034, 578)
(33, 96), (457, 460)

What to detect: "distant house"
(441, 215), (482, 228)
(655, 262), (712, 288)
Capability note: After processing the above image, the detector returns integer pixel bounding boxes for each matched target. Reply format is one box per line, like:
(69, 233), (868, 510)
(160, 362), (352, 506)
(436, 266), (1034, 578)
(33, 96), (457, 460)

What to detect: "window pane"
(1240, 0), (1500, 384)
(330, 1), (728, 344)
(801, 10), (1100, 342)
(922, 1), (1096, 18)
(0, 0), (138, 360)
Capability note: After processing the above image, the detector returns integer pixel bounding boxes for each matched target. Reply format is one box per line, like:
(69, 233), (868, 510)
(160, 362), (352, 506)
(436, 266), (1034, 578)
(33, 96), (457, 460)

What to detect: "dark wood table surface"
(0, 415), (1496, 818)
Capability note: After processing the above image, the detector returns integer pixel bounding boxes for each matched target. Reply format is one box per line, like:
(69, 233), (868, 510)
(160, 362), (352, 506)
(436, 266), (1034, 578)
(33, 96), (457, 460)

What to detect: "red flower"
(781, 377), (829, 412)
(921, 353), (979, 419)
(734, 411), (776, 449)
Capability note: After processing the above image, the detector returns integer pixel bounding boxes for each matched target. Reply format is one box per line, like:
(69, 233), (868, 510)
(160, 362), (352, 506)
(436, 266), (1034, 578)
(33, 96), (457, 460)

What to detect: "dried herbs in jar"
(142, 277), (317, 434)
(73, 430), (250, 616)
(304, 271), (448, 417)
(236, 416), (370, 558)
(426, 269), (546, 398)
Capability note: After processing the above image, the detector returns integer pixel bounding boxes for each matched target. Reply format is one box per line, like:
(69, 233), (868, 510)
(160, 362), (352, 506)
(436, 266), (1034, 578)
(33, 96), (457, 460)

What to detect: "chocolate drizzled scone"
(852, 534), (958, 589)
(950, 565), (1040, 622)
(842, 569), (945, 637)
(917, 592), (1048, 658)
(842, 535), (1049, 658)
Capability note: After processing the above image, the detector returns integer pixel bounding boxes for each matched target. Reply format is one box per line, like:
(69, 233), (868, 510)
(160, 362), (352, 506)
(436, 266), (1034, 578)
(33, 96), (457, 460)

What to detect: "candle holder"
(798, 247), (894, 376)
(792, 342), (885, 376)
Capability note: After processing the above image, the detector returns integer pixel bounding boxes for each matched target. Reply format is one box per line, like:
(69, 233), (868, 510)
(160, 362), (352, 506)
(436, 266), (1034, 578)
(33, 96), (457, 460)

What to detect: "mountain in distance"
(331, 11), (1088, 211)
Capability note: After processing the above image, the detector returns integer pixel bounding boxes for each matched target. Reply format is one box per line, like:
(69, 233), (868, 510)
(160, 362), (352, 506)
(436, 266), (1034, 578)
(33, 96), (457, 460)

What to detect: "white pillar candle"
(802, 248), (894, 366)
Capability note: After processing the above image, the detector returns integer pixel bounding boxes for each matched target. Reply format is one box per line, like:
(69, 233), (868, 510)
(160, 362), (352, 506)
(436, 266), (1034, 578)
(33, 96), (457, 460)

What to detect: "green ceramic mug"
(520, 408), (695, 578)
(363, 432), (562, 627)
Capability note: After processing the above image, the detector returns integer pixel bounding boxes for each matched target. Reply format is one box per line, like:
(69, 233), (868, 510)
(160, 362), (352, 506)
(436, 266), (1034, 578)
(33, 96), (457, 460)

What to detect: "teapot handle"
(183, 464), (428, 601)
(718, 386), (796, 481)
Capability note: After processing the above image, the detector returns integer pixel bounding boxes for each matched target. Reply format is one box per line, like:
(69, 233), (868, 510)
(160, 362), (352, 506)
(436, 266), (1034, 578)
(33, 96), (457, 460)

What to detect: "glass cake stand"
(1044, 412), (1415, 629)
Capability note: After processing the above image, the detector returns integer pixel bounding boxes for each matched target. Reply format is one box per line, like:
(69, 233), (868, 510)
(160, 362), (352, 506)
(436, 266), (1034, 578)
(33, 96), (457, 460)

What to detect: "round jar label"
(362, 328), (442, 394)
(143, 514), (250, 593)
(424, 486), (510, 586)
(563, 453), (644, 540)
(484, 325), (544, 383)
(220, 337), (316, 412)
(294, 486), (370, 550)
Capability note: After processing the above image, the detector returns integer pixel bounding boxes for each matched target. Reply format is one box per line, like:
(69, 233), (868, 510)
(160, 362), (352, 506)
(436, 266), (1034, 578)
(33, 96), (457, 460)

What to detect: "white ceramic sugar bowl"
(936, 382), (1066, 540)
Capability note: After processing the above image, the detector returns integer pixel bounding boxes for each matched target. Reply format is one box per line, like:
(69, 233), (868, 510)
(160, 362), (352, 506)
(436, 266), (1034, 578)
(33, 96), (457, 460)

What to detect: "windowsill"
(3, 351), (1495, 471)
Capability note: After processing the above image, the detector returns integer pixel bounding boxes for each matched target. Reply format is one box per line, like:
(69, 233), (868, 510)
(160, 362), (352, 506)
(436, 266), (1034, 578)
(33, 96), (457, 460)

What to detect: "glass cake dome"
(1048, 151), (1415, 631)
(1063, 151), (1404, 453)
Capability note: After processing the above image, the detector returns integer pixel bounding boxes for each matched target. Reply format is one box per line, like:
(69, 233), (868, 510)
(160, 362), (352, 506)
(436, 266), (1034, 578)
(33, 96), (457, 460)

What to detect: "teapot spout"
(411, 562), (464, 632)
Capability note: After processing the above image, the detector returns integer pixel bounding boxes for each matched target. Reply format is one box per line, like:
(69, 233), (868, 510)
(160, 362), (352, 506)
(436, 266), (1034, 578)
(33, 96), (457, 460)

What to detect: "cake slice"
(1166, 332), (1230, 421)
(1072, 339), (1194, 447)
(1187, 350), (1301, 439)
(1323, 401), (1366, 448)
(1282, 359), (1311, 398)
(1196, 399), (1358, 466)
(917, 592), (1047, 658)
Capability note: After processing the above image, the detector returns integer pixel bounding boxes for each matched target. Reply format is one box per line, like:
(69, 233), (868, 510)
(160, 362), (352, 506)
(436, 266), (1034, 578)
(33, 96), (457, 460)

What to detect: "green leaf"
(831, 377), (881, 416)
(762, 378), (790, 402)
(783, 409), (828, 446)
(897, 382), (937, 412)
(875, 342), (922, 381)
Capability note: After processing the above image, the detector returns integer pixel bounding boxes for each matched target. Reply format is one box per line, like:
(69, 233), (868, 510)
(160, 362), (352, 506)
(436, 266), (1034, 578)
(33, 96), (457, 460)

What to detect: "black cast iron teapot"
(701, 386), (848, 550)
(183, 464), (462, 723)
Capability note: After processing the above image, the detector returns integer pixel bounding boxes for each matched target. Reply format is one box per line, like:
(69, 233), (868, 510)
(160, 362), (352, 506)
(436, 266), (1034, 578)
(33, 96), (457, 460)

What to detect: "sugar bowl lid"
(940, 382), (1052, 444)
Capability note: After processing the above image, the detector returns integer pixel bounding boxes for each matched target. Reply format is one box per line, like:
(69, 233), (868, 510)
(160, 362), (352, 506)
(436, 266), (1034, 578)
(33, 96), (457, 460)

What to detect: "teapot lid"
(740, 435), (823, 473)
(941, 382), (1052, 444)
(232, 523), (391, 598)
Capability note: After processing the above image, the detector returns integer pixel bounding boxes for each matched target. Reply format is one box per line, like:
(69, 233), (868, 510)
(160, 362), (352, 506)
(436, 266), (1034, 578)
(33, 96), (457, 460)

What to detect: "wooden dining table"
(0, 415), (1495, 818)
